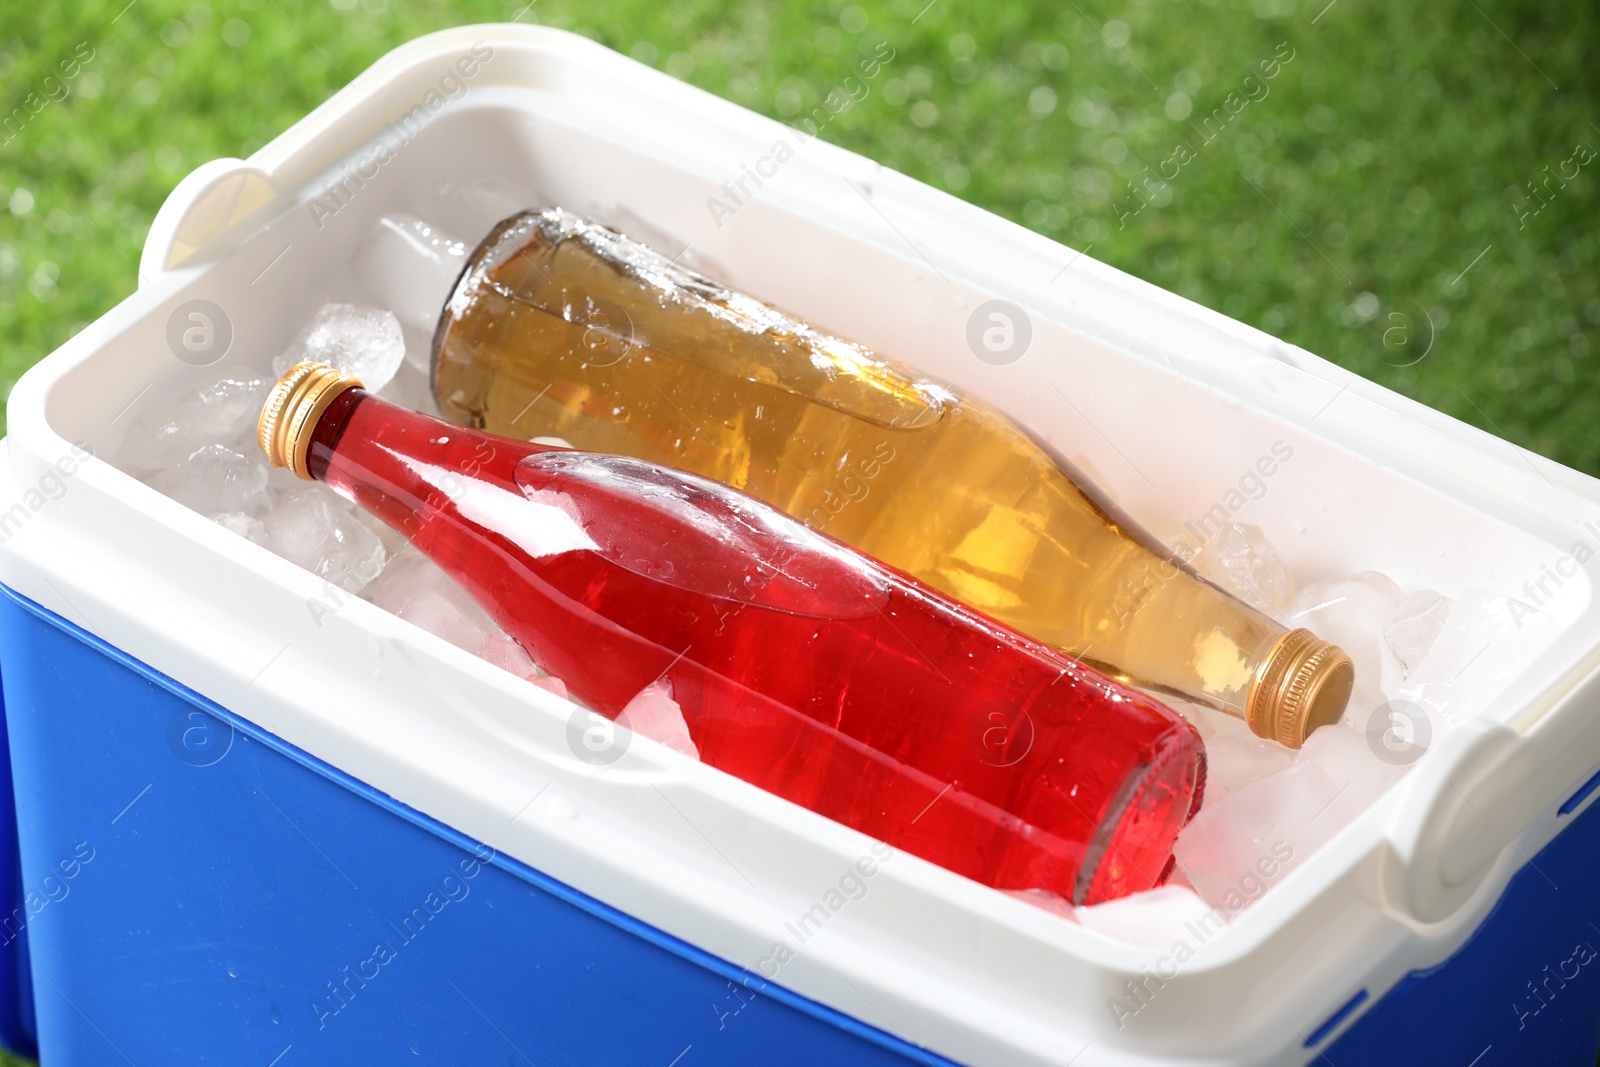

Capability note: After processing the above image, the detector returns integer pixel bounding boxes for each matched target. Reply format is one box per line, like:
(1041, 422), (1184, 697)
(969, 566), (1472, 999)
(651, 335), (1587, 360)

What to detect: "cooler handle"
(138, 158), (276, 285)
(1389, 668), (1600, 924)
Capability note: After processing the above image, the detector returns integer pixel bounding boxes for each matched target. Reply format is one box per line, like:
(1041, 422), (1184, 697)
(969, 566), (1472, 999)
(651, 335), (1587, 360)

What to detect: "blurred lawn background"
(1, 0), (1597, 476)
(2, 0), (1598, 471)
(0, 0), (1593, 1058)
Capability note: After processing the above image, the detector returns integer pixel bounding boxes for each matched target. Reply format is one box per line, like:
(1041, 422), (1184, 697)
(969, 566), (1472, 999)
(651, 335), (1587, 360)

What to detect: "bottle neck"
(307, 386), (368, 483)
(299, 378), (555, 565)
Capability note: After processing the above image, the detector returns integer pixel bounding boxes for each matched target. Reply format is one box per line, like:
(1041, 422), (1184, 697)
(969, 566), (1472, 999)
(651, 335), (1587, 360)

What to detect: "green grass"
(0, 1), (1594, 1061)
(2, 0), (1597, 471)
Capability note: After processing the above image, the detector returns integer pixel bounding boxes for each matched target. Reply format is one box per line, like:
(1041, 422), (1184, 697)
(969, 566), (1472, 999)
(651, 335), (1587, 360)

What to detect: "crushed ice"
(114, 246), (617, 742)
(271, 302), (407, 391)
(1056, 520), (1505, 937)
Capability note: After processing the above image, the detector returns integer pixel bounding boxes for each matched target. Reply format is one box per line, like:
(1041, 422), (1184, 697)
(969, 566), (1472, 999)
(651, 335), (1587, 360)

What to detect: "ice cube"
(1174, 760), (1325, 910)
(1202, 735), (1295, 800)
(1174, 724), (1405, 910)
(616, 678), (699, 759)
(478, 632), (573, 700)
(1399, 587), (1556, 726)
(352, 214), (467, 334)
(374, 340), (444, 420)
(527, 674), (569, 700)
(392, 590), (493, 653)
(1379, 589), (1453, 691)
(1074, 885), (1211, 948)
(1192, 522), (1295, 618)
(211, 511), (267, 545)
(273, 303), (407, 391)
(261, 487), (387, 592)
(1285, 572), (1405, 670)
(353, 215), (468, 334)
(120, 374), (270, 470)
(1003, 888), (1077, 920)
(363, 548), (496, 652)
(478, 632), (539, 677)
(1297, 722), (1410, 795)
(1364, 698), (1434, 766)
(364, 548), (474, 614)
(344, 501), (409, 558)
(376, 363), (439, 417)
(149, 444), (271, 516)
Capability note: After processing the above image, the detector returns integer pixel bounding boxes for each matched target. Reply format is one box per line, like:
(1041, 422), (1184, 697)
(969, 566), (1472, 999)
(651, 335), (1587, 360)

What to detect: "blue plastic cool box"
(1, 24), (1599, 1067)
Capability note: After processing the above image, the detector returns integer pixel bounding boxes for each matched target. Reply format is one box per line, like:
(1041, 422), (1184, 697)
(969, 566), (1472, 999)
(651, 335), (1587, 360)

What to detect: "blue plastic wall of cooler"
(0, 648), (31, 1058)
(1321, 786), (1600, 1062)
(0, 579), (1598, 1066)
(0, 584), (959, 1067)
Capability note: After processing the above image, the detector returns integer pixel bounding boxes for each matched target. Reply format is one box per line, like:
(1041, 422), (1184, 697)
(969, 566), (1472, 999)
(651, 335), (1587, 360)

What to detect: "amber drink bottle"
(431, 209), (1354, 747)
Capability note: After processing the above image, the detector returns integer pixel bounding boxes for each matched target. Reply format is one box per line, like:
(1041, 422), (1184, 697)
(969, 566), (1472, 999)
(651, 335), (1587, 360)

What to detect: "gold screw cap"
(1246, 628), (1355, 748)
(259, 361), (364, 480)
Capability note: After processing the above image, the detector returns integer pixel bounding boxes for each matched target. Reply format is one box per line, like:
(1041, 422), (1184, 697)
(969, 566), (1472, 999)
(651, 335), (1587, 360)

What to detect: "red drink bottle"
(260, 362), (1205, 903)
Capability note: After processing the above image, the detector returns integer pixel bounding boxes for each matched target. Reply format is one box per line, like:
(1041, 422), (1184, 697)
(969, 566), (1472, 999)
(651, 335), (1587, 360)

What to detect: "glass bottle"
(260, 361), (1206, 904)
(430, 210), (1354, 747)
